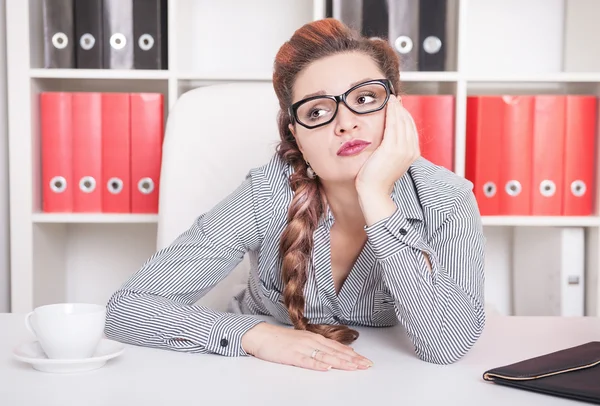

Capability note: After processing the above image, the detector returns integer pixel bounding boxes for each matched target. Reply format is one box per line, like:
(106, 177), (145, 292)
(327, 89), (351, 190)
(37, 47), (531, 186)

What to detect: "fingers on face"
(384, 95), (397, 136)
(396, 99), (419, 153)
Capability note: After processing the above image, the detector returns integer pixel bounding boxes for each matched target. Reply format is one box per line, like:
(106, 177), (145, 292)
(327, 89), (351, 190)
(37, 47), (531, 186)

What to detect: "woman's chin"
(319, 170), (361, 185)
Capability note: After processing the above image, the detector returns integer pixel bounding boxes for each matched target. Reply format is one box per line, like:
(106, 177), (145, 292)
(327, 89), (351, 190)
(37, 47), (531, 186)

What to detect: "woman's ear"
(289, 123), (304, 154)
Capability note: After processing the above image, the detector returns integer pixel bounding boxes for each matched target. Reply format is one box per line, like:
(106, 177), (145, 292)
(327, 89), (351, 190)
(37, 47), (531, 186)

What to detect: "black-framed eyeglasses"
(288, 78), (395, 130)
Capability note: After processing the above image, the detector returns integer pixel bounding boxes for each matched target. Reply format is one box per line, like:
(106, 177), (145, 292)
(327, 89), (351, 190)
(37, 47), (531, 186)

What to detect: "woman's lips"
(337, 139), (372, 156)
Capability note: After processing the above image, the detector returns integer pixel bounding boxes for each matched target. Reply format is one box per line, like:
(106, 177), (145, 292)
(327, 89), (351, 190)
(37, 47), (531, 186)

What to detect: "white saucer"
(12, 338), (125, 373)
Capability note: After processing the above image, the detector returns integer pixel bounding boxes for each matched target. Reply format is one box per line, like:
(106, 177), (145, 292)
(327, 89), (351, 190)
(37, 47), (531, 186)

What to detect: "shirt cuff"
(206, 313), (265, 356)
(165, 309), (264, 357)
(364, 207), (426, 260)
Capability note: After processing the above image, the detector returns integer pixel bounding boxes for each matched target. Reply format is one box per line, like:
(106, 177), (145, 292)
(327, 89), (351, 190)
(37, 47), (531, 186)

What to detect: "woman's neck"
(320, 180), (366, 230)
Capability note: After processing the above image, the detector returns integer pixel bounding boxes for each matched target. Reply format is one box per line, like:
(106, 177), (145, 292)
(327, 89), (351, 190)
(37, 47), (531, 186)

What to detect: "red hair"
(273, 18), (401, 344)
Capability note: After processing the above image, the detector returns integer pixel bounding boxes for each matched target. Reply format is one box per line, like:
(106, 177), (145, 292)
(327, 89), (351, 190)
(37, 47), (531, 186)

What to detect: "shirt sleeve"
(364, 189), (486, 365)
(104, 170), (271, 357)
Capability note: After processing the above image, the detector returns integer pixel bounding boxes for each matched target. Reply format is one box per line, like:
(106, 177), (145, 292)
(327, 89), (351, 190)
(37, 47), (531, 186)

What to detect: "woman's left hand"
(355, 95), (420, 196)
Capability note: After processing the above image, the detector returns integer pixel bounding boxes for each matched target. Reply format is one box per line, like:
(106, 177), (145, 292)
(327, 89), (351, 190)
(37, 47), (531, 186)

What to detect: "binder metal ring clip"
(107, 177), (124, 195)
(138, 177), (155, 194)
(505, 180), (522, 197)
(422, 36), (442, 54)
(79, 176), (97, 193)
(483, 181), (496, 198)
(570, 180), (587, 197)
(539, 180), (556, 197)
(138, 34), (155, 51)
(394, 36), (413, 54)
(110, 33), (127, 50)
(52, 32), (69, 50)
(49, 176), (67, 193)
(79, 33), (96, 50)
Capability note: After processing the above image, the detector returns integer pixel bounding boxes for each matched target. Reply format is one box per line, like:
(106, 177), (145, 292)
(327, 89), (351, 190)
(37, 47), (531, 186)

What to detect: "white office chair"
(156, 82), (282, 311)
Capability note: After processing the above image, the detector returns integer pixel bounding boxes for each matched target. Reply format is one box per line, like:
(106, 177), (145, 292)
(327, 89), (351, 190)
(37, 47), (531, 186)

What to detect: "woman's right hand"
(241, 322), (373, 371)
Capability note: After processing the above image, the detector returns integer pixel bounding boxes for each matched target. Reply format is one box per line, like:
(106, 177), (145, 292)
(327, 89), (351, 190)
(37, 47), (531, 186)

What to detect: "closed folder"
(418, 0), (447, 71)
(403, 95), (454, 171)
(483, 342), (600, 404)
(499, 96), (534, 216)
(72, 93), (102, 212)
(563, 96), (597, 216)
(42, 0), (75, 68)
(465, 96), (503, 216)
(531, 96), (566, 216)
(74, 0), (103, 69)
(40, 93), (73, 212)
(130, 93), (164, 213)
(361, 0), (388, 39)
(388, 0), (419, 71)
(101, 93), (131, 213)
(133, 0), (168, 69)
(103, 0), (134, 69)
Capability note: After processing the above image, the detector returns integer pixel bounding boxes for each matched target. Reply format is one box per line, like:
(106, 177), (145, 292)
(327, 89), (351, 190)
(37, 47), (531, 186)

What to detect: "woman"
(104, 18), (486, 372)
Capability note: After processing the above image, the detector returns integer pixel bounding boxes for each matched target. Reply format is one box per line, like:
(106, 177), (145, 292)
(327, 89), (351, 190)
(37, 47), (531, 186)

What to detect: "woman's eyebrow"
(299, 77), (375, 100)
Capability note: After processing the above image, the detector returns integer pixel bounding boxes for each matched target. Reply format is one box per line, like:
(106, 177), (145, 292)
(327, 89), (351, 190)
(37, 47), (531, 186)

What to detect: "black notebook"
(483, 342), (600, 404)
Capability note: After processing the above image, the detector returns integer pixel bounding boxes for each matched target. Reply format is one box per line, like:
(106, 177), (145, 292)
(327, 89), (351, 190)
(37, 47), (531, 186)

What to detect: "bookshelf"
(5, 0), (600, 318)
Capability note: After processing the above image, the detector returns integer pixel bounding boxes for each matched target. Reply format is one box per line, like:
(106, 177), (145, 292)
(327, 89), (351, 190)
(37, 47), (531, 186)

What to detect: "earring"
(306, 161), (316, 179)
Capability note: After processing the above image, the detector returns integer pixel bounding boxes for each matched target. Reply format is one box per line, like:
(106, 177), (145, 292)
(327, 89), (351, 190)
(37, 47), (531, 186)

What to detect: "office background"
(1, 0), (599, 317)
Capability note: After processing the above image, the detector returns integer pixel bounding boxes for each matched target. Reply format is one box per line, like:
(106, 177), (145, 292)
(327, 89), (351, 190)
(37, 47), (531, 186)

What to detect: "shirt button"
(220, 338), (229, 347)
(399, 228), (408, 236)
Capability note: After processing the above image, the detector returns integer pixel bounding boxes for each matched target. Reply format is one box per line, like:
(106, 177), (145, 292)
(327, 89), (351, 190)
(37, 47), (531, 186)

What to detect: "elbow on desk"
(103, 290), (130, 340)
(415, 313), (486, 365)
(103, 289), (154, 345)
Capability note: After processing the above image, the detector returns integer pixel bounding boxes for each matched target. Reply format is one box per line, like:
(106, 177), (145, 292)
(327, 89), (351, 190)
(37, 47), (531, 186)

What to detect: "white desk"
(1, 313), (598, 405)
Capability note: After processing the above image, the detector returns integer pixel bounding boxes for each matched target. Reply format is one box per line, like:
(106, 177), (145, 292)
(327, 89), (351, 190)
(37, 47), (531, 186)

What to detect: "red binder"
(72, 92), (103, 212)
(531, 96), (566, 216)
(499, 96), (534, 216)
(403, 95), (454, 171)
(101, 93), (131, 213)
(563, 96), (597, 216)
(465, 96), (503, 216)
(40, 92), (73, 212)
(130, 93), (164, 213)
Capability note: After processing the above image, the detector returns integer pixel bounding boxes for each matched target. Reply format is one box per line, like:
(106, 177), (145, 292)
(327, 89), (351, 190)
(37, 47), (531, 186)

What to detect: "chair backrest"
(157, 82), (282, 311)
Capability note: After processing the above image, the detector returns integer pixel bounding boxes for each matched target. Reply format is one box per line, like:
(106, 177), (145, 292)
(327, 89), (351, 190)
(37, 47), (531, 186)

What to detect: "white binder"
(512, 227), (585, 316)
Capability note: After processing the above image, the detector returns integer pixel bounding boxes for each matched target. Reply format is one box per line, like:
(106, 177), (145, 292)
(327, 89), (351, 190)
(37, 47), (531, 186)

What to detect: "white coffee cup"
(24, 303), (106, 359)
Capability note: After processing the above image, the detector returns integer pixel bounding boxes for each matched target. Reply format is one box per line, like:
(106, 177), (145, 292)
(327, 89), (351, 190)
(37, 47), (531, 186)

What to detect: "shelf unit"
(5, 0), (600, 318)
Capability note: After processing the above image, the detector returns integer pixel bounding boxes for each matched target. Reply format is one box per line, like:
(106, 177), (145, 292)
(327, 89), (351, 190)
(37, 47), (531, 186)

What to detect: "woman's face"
(289, 51), (391, 184)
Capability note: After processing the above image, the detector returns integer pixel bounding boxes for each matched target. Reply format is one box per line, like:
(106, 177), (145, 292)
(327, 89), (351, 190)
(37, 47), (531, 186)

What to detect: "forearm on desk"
(105, 289), (263, 356)
(361, 191), (486, 365)
(104, 174), (271, 357)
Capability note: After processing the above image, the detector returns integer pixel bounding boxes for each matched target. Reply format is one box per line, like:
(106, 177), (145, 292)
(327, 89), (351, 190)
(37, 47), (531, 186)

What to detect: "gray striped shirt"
(105, 154), (486, 365)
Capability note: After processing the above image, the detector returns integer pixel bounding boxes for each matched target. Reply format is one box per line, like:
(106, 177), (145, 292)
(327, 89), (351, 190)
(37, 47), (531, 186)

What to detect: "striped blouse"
(104, 154), (486, 365)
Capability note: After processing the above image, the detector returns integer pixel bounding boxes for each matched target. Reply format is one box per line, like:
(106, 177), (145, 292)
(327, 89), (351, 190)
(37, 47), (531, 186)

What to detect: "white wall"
(0, 0), (10, 312)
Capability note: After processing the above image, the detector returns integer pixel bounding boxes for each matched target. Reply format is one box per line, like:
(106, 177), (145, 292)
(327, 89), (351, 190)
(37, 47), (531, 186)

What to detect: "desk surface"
(1, 313), (599, 405)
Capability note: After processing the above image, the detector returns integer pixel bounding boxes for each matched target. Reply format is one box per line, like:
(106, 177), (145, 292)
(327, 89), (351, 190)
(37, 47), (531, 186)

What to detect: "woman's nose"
(333, 103), (359, 135)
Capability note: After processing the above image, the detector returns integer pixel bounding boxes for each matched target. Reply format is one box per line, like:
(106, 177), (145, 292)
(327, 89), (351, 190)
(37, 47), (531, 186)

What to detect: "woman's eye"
(357, 95), (376, 104)
(309, 109), (326, 119)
